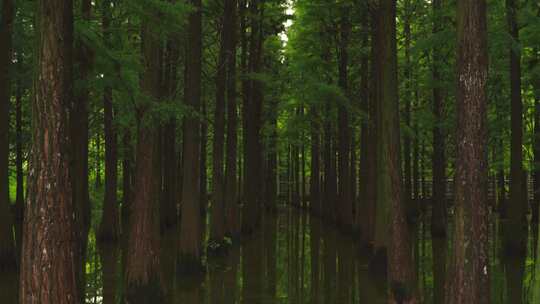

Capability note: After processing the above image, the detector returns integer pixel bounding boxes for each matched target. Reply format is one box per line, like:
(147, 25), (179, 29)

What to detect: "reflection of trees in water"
(85, 207), (540, 303)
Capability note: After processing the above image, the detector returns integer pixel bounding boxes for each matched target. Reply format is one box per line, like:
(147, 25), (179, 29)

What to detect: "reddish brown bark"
(376, 0), (417, 302)
(446, 0), (490, 302)
(124, 13), (163, 302)
(20, 0), (79, 302)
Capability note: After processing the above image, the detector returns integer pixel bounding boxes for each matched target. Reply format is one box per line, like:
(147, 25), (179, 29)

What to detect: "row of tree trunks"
(0, 0), (16, 270)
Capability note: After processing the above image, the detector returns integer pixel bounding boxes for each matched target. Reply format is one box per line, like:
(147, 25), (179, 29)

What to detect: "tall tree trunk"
(98, 0), (119, 243)
(160, 16), (181, 231)
(20, 0), (79, 302)
(431, 1), (447, 302)
(337, 6), (353, 231)
(210, 0), (235, 250)
(431, 0), (447, 235)
(506, 0), (527, 257)
(225, 0), (239, 239)
(377, 0), (417, 301)
(120, 129), (133, 275)
(241, 0), (264, 235)
(72, 0), (92, 297)
(358, 10), (371, 243)
(179, 0), (203, 273)
(266, 98), (278, 212)
(124, 13), (163, 303)
(364, 7), (379, 247)
(323, 106), (337, 223)
(446, 0), (490, 302)
(0, 0), (16, 270)
(310, 107), (321, 216)
(200, 99), (208, 216)
(403, 0), (413, 212)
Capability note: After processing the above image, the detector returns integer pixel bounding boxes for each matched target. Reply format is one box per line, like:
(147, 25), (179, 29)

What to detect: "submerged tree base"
(125, 277), (163, 304)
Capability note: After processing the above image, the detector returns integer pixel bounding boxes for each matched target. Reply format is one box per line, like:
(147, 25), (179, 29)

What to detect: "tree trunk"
(266, 98), (278, 212)
(20, 0), (79, 302)
(200, 99), (208, 216)
(241, 0), (264, 235)
(446, 1), (490, 302)
(225, 0), (239, 240)
(403, 0), (413, 211)
(124, 14), (163, 303)
(210, 0), (235, 250)
(310, 107), (321, 215)
(120, 129), (133, 277)
(364, 8), (379, 247)
(506, 0), (527, 257)
(377, 0), (417, 301)
(72, 0), (92, 297)
(98, 0), (119, 243)
(179, 0), (203, 273)
(160, 16), (181, 231)
(0, 0), (16, 270)
(431, 1), (447, 302)
(337, 6), (353, 231)
(358, 10), (370, 243)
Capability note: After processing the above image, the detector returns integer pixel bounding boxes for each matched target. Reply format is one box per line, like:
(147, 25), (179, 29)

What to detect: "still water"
(2, 206), (539, 303)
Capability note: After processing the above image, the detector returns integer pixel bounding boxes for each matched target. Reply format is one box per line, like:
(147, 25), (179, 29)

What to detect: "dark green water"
(2, 207), (539, 303)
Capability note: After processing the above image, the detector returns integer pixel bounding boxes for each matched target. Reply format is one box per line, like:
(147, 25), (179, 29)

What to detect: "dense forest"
(1, 0), (540, 303)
